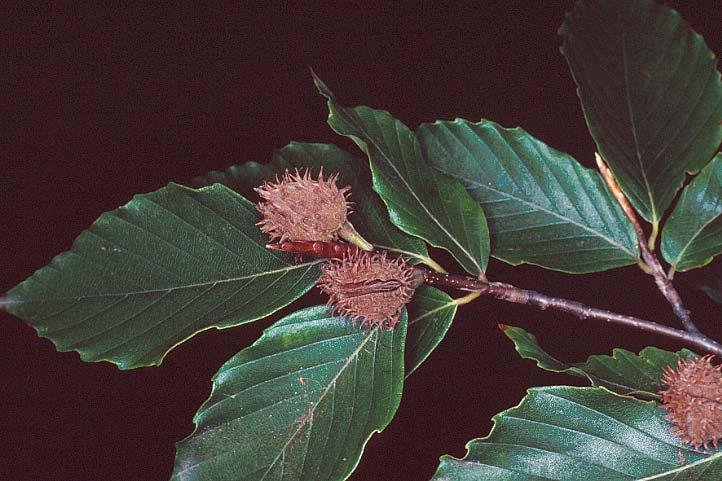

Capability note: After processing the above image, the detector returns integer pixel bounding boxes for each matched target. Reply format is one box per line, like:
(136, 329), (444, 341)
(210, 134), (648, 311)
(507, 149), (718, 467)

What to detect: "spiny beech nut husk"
(317, 251), (418, 329)
(660, 355), (722, 450)
(255, 168), (351, 242)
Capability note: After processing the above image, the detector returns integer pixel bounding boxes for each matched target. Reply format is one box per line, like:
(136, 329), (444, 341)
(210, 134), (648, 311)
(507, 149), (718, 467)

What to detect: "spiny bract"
(318, 251), (418, 329)
(255, 168), (351, 242)
(660, 355), (722, 450)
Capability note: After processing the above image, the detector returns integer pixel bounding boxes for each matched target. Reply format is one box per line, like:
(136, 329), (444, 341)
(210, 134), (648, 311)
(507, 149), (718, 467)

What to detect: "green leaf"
(192, 142), (431, 265)
(432, 386), (722, 481)
(560, 0), (722, 225)
(662, 154), (722, 272)
(5, 183), (322, 369)
(502, 325), (696, 399)
(681, 258), (722, 305)
(405, 286), (457, 377)
(172, 305), (406, 481)
(191, 161), (277, 201)
(314, 74), (489, 276)
(417, 119), (639, 273)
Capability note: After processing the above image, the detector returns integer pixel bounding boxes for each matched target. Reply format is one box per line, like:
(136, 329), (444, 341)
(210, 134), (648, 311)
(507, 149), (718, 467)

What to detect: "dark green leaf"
(418, 119), (639, 273)
(5, 183), (322, 369)
(680, 258), (722, 305)
(503, 325), (696, 399)
(191, 161), (276, 201)
(662, 154), (722, 273)
(172, 305), (406, 481)
(560, 0), (722, 225)
(314, 74), (489, 276)
(192, 142), (431, 265)
(405, 286), (457, 377)
(432, 386), (722, 481)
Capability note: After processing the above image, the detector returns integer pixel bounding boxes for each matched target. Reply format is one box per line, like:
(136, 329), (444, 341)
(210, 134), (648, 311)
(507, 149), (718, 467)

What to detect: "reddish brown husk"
(265, 240), (361, 259)
(317, 251), (418, 329)
(255, 168), (351, 242)
(660, 355), (722, 450)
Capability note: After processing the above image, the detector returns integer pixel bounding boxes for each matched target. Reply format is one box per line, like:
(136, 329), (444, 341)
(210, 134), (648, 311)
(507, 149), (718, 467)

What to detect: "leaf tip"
(0, 294), (10, 312)
(310, 68), (336, 101)
(497, 323), (509, 332)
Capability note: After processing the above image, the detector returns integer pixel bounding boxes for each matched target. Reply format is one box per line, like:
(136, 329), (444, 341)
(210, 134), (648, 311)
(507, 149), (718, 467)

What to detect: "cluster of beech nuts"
(255, 168), (722, 450)
(255, 168), (418, 329)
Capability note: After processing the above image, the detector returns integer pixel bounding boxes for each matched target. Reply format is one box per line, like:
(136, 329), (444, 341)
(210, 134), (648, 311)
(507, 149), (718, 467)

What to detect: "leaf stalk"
(421, 257), (447, 274)
(338, 220), (374, 251)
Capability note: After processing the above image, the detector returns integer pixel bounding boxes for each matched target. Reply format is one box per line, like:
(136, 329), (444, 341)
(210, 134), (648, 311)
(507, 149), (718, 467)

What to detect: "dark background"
(2, 1), (721, 480)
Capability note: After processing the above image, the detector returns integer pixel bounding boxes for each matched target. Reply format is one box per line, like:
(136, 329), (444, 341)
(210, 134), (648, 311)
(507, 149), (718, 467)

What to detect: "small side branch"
(420, 268), (722, 357)
(638, 246), (699, 334)
(595, 153), (700, 335)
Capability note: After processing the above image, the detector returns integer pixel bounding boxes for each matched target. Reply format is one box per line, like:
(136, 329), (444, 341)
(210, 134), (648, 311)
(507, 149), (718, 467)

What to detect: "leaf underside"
(418, 119), (639, 273)
(432, 386), (722, 481)
(560, 0), (722, 225)
(662, 154), (722, 272)
(314, 74), (490, 276)
(6, 183), (322, 369)
(172, 305), (406, 481)
(503, 325), (696, 399)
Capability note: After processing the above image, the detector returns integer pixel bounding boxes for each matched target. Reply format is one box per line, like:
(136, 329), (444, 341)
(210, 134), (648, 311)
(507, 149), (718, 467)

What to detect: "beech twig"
(419, 268), (722, 357)
(595, 153), (700, 335)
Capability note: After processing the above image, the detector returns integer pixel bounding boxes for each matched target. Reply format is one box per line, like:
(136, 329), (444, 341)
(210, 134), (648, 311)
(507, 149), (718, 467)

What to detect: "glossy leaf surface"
(418, 119), (639, 273)
(503, 325), (696, 399)
(432, 386), (722, 481)
(314, 74), (489, 275)
(192, 142), (430, 264)
(405, 285), (457, 377)
(6, 183), (322, 369)
(172, 305), (406, 481)
(662, 154), (722, 272)
(560, 0), (722, 224)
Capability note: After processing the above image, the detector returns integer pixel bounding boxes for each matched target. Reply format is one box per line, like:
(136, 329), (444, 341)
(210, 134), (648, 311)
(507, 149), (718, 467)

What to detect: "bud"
(318, 251), (421, 329)
(660, 355), (722, 450)
(255, 168), (351, 242)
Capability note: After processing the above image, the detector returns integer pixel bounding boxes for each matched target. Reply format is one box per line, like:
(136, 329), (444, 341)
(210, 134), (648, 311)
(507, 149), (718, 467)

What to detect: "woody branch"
(594, 153), (700, 335)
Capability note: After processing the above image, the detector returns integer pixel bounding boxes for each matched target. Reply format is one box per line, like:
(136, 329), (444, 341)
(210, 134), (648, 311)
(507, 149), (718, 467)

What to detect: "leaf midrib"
(460, 176), (637, 258)
(619, 9), (658, 223)
(670, 176), (722, 268)
(7, 260), (323, 305)
(173, 325), (380, 480)
(568, 367), (657, 398)
(408, 301), (455, 327)
(638, 450), (722, 480)
(334, 105), (482, 273)
(541, 391), (684, 452)
(495, 415), (675, 472)
(258, 326), (379, 480)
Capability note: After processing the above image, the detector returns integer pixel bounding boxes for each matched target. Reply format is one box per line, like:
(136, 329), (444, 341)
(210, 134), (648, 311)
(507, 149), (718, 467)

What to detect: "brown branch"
(419, 268), (722, 357)
(638, 246), (700, 334)
(595, 153), (700, 335)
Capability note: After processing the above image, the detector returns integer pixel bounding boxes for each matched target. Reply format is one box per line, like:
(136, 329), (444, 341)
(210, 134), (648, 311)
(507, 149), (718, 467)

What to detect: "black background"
(2, 1), (721, 480)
